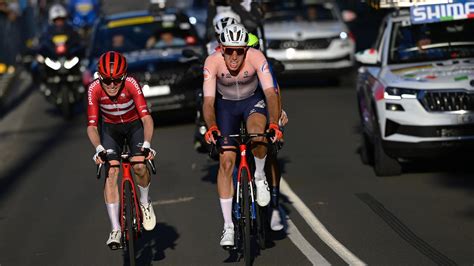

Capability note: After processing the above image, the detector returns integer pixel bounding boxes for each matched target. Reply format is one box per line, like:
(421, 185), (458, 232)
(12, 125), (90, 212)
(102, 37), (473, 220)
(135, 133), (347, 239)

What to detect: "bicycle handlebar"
(210, 130), (279, 157)
(95, 150), (156, 179)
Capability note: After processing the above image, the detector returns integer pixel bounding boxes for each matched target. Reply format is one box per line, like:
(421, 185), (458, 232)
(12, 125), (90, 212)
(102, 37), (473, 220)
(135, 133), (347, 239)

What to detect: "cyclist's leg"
(128, 120), (156, 231)
(244, 94), (270, 207)
(128, 120), (150, 201)
(101, 123), (124, 246)
(266, 153), (284, 231)
(216, 96), (240, 247)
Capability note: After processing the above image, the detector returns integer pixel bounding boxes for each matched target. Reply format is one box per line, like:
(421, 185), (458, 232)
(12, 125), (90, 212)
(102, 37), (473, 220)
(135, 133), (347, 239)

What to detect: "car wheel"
(360, 132), (374, 165)
(373, 133), (402, 177)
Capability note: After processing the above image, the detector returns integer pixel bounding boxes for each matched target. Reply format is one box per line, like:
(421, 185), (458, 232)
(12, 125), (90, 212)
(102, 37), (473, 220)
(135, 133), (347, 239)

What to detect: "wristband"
(143, 141), (151, 149)
(96, 145), (105, 153)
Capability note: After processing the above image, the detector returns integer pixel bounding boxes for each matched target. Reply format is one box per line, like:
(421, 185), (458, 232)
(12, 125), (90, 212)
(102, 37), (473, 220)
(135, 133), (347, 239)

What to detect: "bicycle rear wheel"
(124, 181), (136, 266)
(241, 170), (252, 266)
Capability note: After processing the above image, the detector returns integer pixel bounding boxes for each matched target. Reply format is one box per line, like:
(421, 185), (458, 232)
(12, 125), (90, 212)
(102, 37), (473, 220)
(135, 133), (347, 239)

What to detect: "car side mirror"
(182, 49), (197, 58)
(355, 49), (379, 65)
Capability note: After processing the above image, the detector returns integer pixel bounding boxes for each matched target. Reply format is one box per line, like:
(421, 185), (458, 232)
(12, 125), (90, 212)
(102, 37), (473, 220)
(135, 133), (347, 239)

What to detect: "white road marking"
(280, 207), (331, 265)
(280, 177), (366, 265)
(152, 196), (194, 205)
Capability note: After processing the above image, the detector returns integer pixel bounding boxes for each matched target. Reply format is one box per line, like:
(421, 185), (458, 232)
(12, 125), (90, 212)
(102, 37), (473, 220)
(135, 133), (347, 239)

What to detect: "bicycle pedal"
(221, 245), (236, 251)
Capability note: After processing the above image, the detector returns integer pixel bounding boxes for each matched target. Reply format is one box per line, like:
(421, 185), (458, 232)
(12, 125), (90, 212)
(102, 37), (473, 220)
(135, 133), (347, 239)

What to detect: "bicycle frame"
(120, 159), (142, 237)
(234, 142), (257, 221)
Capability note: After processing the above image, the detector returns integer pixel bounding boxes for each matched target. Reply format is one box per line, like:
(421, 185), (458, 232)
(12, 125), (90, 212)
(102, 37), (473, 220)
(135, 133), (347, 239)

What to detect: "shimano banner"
(411, 0), (474, 24)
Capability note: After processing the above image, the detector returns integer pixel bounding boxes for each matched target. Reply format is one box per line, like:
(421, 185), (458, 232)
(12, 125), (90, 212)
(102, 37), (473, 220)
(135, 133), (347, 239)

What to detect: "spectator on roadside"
(0, 0), (9, 64)
(0, 1), (23, 66)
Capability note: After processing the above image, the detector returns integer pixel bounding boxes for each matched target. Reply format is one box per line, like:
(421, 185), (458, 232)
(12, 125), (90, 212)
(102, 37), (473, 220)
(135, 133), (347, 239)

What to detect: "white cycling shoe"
(220, 224), (235, 248)
(255, 179), (271, 207)
(270, 208), (284, 231)
(106, 230), (122, 250)
(140, 201), (156, 231)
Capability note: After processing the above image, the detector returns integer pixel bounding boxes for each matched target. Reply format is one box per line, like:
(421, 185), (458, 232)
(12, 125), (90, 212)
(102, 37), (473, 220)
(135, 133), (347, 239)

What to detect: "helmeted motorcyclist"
(37, 4), (83, 58)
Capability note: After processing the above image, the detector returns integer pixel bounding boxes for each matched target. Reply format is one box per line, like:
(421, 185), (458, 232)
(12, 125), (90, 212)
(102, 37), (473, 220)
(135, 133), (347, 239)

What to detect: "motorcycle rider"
(37, 4), (83, 59)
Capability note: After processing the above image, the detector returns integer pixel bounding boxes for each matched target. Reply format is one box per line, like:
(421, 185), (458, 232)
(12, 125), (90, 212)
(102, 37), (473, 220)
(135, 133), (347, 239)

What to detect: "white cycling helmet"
(49, 4), (68, 23)
(213, 11), (241, 35)
(219, 23), (249, 47)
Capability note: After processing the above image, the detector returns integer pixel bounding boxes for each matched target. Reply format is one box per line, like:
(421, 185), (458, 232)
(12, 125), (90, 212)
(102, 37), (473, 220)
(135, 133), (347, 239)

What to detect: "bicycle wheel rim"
(241, 170), (252, 266)
(125, 181), (136, 266)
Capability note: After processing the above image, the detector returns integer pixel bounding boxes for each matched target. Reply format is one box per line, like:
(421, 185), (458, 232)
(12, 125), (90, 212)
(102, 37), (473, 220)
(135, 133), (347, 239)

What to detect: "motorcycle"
(34, 34), (84, 119)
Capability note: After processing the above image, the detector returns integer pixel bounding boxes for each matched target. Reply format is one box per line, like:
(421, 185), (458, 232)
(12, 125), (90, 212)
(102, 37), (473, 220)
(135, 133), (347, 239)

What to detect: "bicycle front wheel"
(241, 170), (252, 266)
(256, 204), (268, 250)
(124, 181), (136, 266)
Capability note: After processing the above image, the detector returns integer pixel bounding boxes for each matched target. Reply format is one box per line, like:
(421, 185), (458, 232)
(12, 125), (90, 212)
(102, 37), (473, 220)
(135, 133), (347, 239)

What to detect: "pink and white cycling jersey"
(203, 48), (275, 100)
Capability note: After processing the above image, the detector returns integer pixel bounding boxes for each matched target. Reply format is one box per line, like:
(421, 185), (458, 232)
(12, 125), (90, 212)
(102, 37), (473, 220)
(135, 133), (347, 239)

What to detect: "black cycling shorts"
(216, 90), (267, 147)
(101, 119), (144, 161)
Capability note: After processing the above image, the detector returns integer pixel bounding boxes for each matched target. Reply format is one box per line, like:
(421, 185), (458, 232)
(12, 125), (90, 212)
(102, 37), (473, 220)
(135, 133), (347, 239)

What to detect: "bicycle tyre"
(124, 181), (136, 266)
(241, 170), (252, 266)
(256, 204), (268, 250)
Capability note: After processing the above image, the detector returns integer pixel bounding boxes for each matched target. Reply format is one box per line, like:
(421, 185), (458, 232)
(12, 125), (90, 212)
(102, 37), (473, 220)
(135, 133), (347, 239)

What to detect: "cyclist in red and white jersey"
(202, 23), (283, 248)
(86, 51), (157, 250)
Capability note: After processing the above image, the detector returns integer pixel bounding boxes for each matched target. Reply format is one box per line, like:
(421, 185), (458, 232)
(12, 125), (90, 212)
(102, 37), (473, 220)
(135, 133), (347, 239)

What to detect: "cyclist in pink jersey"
(202, 24), (283, 248)
(86, 51), (157, 250)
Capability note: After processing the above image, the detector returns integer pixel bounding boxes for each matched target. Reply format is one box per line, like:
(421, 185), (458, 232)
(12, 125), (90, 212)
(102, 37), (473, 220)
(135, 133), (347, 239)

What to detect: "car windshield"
(264, 3), (337, 23)
(91, 18), (197, 57)
(389, 19), (474, 64)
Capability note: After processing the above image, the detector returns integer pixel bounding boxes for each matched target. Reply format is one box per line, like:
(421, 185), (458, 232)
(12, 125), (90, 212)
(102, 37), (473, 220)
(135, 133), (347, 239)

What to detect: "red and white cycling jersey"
(87, 76), (150, 127)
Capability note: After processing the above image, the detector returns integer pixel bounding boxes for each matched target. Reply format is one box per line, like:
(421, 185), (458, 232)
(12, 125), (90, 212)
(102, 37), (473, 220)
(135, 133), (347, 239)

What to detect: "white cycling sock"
(106, 202), (120, 231)
(254, 155), (267, 181)
(138, 183), (150, 205)
(220, 198), (233, 226)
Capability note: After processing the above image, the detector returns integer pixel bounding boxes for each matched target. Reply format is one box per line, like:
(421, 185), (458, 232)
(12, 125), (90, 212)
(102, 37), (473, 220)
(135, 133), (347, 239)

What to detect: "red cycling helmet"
(97, 51), (127, 81)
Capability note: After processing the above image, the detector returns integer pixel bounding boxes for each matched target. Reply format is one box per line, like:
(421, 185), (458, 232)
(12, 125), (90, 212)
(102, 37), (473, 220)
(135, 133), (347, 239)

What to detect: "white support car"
(356, 0), (474, 176)
(264, 1), (355, 77)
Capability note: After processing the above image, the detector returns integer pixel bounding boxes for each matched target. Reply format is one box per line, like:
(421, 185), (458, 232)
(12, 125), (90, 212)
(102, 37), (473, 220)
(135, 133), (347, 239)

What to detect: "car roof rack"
(367, 0), (453, 9)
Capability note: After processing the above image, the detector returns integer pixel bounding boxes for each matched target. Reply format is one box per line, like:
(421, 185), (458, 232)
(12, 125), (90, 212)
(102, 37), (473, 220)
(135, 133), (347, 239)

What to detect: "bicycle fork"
(120, 163), (142, 239)
(234, 145), (257, 220)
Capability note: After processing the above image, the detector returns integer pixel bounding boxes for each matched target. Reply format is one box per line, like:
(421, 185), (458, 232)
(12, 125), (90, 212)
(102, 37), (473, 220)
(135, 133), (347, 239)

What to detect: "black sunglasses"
(223, 47), (247, 56)
(100, 75), (125, 85)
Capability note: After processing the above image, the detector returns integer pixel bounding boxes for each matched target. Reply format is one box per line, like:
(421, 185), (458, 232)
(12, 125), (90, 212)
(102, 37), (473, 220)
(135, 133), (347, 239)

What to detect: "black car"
(83, 8), (204, 115)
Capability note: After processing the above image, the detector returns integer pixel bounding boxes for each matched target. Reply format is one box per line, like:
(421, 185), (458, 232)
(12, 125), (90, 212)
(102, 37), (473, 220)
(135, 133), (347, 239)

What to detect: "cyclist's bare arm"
(252, 50), (280, 125)
(203, 96), (217, 128)
(141, 115), (154, 145)
(202, 56), (218, 128)
(262, 88), (280, 125)
(87, 125), (101, 149)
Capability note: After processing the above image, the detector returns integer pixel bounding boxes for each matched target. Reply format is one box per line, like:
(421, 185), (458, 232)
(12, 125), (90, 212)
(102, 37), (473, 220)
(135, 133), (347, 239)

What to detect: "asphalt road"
(0, 67), (473, 265)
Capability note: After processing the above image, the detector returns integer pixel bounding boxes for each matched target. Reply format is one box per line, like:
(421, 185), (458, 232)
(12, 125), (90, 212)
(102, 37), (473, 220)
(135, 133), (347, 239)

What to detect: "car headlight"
(64, 57), (79, 69)
(339, 31), (348, 40)
(45, 57), (61, 70)
(384, 87), (418, 100)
